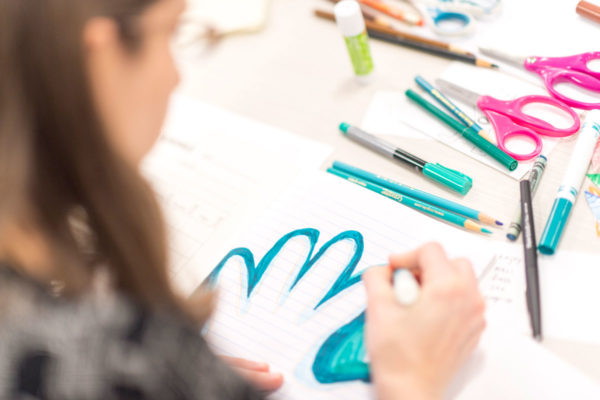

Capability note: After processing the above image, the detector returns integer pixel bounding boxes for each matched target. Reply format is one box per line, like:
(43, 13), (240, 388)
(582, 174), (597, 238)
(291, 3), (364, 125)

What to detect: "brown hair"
(0, 0), (206, 319)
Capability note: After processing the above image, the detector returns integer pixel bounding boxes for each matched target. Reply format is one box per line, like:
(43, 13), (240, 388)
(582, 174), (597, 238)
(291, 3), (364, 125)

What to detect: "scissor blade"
(435, 79), (482, 106)
(478, 46), (526, 68)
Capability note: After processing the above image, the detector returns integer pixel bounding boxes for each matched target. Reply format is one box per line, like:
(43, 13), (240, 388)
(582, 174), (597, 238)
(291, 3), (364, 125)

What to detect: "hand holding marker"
(394, 269), (420, 305)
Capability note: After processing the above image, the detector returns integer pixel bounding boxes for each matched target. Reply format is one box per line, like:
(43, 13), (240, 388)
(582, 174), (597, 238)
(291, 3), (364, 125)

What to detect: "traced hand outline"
(203, 228), (371, 388)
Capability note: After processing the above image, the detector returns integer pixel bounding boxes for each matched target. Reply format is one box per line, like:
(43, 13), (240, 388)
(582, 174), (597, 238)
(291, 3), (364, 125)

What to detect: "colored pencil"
(314, 9), (473, 56)
(405, 89), (518, 171)
(358, 0), (423, 26)
(577, 1), (600, 24)
(369, 30), (497, 69)
(326, 167), (492, 234)
(332, 161), (503, 226)
(414, 75), (494, 143)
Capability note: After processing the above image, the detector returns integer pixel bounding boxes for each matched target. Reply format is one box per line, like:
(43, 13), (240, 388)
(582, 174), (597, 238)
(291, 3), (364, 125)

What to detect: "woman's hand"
(363, 243), (486, 400)
(221, 356), (284, 392)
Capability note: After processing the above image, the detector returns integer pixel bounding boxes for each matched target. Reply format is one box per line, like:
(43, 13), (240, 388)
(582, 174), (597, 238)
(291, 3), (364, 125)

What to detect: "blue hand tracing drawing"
(312, 312), (370, 383)
(205, 228), (371, 384)
(206, 228), (364, 309)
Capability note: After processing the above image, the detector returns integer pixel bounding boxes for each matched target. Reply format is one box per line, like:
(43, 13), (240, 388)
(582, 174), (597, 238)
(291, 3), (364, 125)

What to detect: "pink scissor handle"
(525, 53), (600, 110)
(480, 109), (543, 161)
(478, 95), (580, 137)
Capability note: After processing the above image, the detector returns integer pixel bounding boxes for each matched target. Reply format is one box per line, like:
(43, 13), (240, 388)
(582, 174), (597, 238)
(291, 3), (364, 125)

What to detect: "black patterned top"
(0, 267), (263, 400)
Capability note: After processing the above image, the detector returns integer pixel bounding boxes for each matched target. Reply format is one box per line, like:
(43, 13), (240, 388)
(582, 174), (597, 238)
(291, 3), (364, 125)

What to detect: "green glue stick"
(334, 0), (374, 83)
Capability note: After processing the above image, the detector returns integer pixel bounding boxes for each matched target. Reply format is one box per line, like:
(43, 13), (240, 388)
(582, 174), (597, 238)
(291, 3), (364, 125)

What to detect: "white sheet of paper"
(478, 250), (530, 333)
(448, 329), (600, 399)
(539, 250), (600, 344)
(203, 171), (600, 399)
(361, 62), (580, 179)
(479, 242), (600, 344)
(142, 93), (332, 294)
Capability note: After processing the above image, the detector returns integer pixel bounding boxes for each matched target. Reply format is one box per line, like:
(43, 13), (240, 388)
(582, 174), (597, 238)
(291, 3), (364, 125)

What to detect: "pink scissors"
(479, 47), (600, 110)
(435, 79), (580, 161)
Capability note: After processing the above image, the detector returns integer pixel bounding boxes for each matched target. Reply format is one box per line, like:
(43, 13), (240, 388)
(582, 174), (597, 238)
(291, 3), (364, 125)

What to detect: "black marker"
(520, 179), (542, 341)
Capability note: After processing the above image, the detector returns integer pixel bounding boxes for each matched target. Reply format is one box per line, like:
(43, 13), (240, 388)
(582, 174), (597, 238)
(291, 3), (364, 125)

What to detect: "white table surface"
(174, 0), (600, 385)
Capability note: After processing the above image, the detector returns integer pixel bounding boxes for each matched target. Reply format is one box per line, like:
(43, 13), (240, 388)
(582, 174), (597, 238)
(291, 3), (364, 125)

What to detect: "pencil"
(315, 9), (472, 56)
(332, 161), (503, 226)
(577, 1), (600, 24)
(358, 0), (423, 26)
(369, 30), (497, 69)
(327, 167), (492, 234)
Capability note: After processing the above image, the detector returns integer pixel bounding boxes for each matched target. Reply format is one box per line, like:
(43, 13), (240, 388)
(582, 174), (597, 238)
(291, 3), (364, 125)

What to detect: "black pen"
(520, 179), (542, 341)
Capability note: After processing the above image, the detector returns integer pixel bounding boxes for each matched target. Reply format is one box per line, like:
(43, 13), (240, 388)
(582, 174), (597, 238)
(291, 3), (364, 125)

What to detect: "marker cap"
(334, 0), (365, 37)
(394, 269), (420, 306)
(461, 127), (518, 171)
(538, 198), (573, 255)
(423, 163), (473, 195)
(339, 122), (351, 134)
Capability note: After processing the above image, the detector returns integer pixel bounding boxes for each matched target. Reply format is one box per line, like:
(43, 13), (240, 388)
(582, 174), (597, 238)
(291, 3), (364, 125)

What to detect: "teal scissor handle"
(426, 7), (476, 36)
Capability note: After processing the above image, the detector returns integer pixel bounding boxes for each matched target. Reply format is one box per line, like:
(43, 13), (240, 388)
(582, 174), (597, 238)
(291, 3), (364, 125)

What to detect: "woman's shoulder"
(0, 265), (261, 400)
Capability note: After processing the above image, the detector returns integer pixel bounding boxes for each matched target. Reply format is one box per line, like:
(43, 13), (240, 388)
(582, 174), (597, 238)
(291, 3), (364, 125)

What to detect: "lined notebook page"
(142, 93), (331, 294)
(204, 172), (600, 398)
(205, 171), (496, 399)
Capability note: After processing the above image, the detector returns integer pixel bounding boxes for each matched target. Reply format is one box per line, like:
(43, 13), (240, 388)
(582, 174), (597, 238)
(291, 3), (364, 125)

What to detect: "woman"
(0, 0), (485, 399)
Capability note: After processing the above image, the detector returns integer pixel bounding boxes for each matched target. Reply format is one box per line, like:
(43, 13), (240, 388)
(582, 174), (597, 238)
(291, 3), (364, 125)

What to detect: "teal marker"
(539, 111), (600, 255)
(332, 161), (502, 226)
(327, 167), (491, 234)
(339, 123), (472, 195)
(405, 89), (518, 171)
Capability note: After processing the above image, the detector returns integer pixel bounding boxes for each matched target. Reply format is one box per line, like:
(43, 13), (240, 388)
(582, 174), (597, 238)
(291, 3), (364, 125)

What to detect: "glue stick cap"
(334, 0), (365, 37)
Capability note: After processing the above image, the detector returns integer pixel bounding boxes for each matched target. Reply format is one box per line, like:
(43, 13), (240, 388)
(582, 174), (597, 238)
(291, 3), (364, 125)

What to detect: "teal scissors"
(436, 79), (580, 160)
